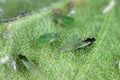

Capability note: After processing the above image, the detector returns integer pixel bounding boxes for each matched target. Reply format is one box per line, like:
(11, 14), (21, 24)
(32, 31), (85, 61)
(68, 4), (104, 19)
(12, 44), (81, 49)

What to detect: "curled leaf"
(59, 38), (95, 53)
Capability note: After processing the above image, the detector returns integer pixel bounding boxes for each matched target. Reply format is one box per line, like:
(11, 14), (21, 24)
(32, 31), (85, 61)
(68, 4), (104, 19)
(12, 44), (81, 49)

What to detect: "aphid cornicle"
(18, 54), (43, 79)
(59, 38), (96, 53)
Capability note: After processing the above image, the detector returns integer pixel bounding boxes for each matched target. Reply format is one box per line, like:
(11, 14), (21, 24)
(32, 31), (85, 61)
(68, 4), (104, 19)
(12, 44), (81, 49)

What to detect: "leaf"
(59, 38), (95, 53)
(1, 0), (120, 80)
(37, 33), (59, 44)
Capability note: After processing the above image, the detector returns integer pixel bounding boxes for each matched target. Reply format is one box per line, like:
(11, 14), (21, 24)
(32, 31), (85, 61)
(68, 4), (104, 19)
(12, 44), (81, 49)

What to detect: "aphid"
(37, 33), (60, 44)
(54, 15), (75, 27)
(59, 15), (75, 27)
(59, 38), (96, 53)
(102, 0), (115, 14)
(53, 9), (75, 27)
(53, 9), (62, 16)
(18, 54), (43, 79)
(67, 1), (75, 9)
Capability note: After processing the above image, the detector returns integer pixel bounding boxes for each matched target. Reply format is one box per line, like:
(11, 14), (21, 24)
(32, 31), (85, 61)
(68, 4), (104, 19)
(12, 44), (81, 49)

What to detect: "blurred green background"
(0, 0), (59, 22)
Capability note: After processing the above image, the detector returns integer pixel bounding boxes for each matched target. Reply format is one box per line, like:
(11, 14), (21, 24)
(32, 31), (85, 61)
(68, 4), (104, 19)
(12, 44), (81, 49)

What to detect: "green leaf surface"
(0, 0), (120, 80)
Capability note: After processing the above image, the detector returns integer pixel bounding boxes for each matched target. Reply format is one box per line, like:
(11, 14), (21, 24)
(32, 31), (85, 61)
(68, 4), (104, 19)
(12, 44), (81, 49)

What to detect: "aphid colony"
(0, 1), (96, 79)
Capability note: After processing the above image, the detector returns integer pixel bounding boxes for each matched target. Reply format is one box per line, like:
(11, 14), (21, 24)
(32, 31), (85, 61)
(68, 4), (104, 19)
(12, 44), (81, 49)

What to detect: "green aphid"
(59, 38), (96, 53)
(37, 33), (59, 44)
(18, 54), (43, 80)
(61, 16), (75, 26)
(54, 15), (75, 27)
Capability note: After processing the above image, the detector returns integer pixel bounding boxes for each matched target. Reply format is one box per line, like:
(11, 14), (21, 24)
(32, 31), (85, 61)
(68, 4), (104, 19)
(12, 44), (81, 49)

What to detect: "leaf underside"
(0, 0), (120, 80)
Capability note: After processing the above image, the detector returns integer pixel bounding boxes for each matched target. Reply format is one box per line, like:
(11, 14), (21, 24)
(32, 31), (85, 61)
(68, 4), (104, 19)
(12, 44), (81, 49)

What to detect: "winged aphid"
(18, 54), (43, 79)
(59, 38), (96, 53)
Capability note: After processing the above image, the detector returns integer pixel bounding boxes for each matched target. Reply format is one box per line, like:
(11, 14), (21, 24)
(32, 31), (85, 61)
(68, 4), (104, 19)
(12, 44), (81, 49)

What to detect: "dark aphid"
(53, 9), (62, 16)
(37, 33), (60, 44)
(18, 54), (43, 79)
(67, 1), (75, 9)
(59, 37), (96, 53)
